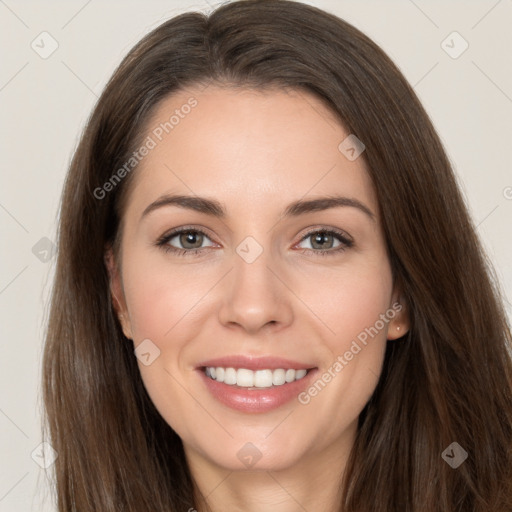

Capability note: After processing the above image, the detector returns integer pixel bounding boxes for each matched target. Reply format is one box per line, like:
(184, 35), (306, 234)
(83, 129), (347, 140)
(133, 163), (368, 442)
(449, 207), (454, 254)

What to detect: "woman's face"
(107, 85), (408, 473)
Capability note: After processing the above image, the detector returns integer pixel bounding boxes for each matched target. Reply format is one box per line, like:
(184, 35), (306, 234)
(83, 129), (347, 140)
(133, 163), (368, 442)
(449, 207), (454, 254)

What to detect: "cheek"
(294, 256), (393, 424)
(121, 254), (205, 340)
(122, 244), (394, 352)
(118, 244), (395, 461)
(299, 255), (394, 348)
(120, 255), (206, 434)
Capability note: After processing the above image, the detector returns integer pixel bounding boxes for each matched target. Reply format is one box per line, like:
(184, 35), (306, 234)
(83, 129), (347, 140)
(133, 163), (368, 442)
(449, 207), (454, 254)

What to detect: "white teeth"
(236, 368), (254, 387)
(205, 366), (309, 387)
(295, 369), (307, 379)
(224, 367), (237, 385)
(285, 369), (296, 383)
(254, 369), (273, 388)
(272, 368), (286, 385)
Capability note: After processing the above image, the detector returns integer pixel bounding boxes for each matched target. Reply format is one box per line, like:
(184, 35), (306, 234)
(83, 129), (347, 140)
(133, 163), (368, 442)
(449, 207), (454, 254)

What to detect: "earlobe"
(387, 292), (410, 341)
(104, 245), (133, 340)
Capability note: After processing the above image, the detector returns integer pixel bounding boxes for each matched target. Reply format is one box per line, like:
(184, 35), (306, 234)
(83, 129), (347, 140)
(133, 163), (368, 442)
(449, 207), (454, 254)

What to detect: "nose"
(217, 244), (294, 335)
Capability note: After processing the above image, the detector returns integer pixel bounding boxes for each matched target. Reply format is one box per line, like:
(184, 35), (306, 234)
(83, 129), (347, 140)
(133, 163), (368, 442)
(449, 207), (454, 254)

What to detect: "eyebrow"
(140, 193), (376, 222)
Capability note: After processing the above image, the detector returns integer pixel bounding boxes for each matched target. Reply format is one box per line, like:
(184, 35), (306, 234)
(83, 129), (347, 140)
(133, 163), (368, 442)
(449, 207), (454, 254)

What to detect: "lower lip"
(198, 368), (318, 413)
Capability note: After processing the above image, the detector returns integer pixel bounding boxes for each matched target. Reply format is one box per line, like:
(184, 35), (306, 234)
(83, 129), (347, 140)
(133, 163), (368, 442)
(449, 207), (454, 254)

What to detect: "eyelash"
(154, 225), (354, 258)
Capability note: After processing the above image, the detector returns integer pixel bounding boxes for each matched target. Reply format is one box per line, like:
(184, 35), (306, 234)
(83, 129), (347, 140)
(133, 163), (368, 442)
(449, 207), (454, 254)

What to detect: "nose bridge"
(217, 234), (293, 332)
(234, 235), (274, 289)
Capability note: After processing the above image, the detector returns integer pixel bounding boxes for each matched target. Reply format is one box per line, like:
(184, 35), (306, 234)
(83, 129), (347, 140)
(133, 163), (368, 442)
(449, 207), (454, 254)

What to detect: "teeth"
(224, 367), (237, 385)
(204, 366), (309, 388)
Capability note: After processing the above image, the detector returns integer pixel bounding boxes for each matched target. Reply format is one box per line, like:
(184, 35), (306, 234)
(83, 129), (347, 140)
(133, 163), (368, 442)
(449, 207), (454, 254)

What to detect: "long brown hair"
(41, 1), (512, 510)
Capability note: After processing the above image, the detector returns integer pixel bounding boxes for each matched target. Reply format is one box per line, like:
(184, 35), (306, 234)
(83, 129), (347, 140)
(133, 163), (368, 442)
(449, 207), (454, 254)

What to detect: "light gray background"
(1, 0), (511, 510)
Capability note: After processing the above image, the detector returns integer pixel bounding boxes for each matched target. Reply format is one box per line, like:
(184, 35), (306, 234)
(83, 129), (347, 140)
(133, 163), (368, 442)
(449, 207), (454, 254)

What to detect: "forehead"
(124, 85), (377, 220)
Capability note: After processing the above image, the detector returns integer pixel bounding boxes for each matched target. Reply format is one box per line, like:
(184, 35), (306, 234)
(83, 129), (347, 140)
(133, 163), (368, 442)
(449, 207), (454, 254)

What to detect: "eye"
(155, 226), (354, 258)
(295, 228), (353, 256)
(155, 227), (216, 257)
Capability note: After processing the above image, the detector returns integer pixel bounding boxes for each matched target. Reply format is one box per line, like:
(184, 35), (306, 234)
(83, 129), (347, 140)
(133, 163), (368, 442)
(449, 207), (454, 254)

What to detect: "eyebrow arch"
(140, 193), (376, 222)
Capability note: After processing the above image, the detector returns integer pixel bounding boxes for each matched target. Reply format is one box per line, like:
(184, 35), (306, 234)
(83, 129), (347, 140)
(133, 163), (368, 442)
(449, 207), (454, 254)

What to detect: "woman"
(41, 0), (512, 510)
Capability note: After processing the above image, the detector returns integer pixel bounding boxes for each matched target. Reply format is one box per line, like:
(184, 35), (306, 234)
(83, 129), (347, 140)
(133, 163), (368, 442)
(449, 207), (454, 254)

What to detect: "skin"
(106, 85), (410, 512)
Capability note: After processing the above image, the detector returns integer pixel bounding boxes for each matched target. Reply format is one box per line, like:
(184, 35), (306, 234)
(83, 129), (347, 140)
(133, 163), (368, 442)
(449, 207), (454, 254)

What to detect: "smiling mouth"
(202, 366), (313, 389)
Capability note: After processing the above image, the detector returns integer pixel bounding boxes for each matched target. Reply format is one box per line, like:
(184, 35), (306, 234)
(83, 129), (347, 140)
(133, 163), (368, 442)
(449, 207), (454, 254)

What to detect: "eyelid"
(156, 224), (215, 240)
(154, 225), (217, 251)
(155, 224), (354, 256)
(295, 225), (353, 245)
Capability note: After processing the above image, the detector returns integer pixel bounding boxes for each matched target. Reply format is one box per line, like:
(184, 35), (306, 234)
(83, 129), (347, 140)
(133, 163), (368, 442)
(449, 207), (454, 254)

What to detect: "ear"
(386, 287), (410, 341)
(104, 245), (133, 340)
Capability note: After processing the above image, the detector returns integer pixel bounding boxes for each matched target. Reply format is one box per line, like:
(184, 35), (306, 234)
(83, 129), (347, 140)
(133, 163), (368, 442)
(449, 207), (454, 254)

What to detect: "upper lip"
(197, 355), (317, 371)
